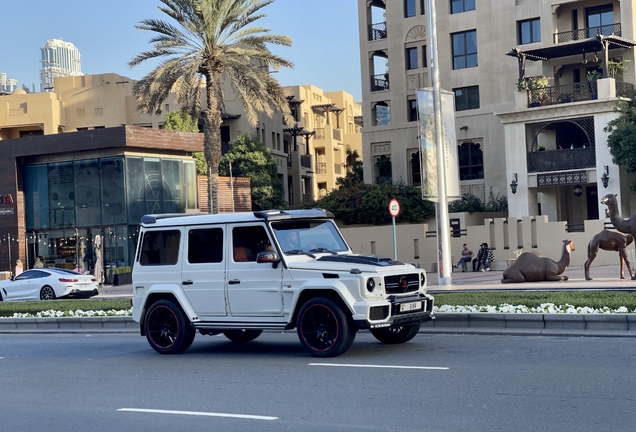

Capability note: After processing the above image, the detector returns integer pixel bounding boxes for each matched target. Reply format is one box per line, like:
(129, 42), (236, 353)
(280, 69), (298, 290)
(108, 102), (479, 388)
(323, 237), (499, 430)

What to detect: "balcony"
(332, 128), (341, 141)
(554, 23), (621, 44)
(526, 81), (634, 108)
(316, 162), (326, 174)
(371, 74), (389, 92)
(334, 163), (342, 175)
(315, 128), (325, 140)
(368, 22), (387, 41)
(527, 147), (596, 173)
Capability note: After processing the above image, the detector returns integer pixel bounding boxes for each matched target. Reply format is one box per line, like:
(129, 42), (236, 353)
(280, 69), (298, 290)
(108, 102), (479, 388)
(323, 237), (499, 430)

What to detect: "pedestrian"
(473, 244), (484, 272)
(454, 243), (473, 272)
(33, 257), (44, 269)
(480, 242), (495, 272)
(14, 259), (23, 277)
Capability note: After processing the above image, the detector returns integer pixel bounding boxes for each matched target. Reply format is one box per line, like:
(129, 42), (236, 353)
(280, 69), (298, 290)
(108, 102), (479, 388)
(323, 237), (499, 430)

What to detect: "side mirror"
(256, 251), (281, 269)
(9, 276), (14, 281)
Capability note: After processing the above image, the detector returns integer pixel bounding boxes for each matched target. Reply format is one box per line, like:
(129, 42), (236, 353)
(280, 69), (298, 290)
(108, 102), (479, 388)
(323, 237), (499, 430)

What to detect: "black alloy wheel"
(297, 297), (355, 357)
(144, 299), (195, 355)
(223, 329), (263, 343)
(370, 323), (421, 344)
(39, 286), (56, 301)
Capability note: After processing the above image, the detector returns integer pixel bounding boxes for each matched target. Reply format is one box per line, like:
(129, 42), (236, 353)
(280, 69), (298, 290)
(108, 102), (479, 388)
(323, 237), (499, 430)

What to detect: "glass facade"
(24, 155), (198, 283)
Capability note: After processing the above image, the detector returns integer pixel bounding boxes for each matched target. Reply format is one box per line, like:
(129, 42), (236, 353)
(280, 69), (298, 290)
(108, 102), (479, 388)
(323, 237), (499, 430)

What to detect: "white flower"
(433, 303), (633, 314)
(5, 308), (133, 319)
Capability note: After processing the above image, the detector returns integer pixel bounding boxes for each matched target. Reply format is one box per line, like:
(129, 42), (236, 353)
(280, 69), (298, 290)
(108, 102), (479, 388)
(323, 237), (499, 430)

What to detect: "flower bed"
(434, 303), (634, 314)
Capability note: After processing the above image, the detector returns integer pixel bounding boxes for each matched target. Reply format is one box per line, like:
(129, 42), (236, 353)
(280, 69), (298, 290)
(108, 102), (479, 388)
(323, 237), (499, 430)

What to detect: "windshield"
(271, 220), (349, 255)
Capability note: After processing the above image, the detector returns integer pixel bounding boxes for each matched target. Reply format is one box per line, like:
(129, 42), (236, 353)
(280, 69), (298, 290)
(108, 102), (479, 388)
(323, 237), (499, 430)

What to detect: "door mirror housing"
(256, 251), (281, 269)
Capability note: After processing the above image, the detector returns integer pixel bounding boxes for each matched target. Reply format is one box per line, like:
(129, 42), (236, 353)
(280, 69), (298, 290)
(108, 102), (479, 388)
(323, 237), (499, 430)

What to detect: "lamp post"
(601, 165), (610, 188)
(510, 173), (518, 194)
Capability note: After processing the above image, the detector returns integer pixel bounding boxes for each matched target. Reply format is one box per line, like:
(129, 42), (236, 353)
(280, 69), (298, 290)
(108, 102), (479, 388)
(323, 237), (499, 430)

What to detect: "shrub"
(114, 266), (132, 275)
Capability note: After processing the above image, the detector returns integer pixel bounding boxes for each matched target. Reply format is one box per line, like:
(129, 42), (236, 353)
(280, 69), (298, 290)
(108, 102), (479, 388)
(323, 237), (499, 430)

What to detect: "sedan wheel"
(39, 286), (56, 301)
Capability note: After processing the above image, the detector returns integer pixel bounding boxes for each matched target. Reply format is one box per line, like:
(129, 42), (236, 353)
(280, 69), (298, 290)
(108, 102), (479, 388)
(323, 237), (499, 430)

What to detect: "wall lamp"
(510, 173), (518, 194)
(573, 184), (583, 197)
(601, 165), (610, 188)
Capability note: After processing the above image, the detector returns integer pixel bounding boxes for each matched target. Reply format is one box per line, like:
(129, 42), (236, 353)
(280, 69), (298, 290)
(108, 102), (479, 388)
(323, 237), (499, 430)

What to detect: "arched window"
(375, 155), (392, 184)
(458, 142), (483, 180)
(409, 151), (421, 186)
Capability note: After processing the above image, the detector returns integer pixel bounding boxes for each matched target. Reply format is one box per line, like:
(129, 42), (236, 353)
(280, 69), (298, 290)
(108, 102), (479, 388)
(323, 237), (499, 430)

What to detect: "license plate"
(400, 301), (422, 312)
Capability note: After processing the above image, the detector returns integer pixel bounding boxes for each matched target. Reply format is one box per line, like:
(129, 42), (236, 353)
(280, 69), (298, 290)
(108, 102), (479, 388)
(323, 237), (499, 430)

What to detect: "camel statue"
(501, 239), (575, 283)
(584, 230), (634, 280)
(601, 193), (636, 280)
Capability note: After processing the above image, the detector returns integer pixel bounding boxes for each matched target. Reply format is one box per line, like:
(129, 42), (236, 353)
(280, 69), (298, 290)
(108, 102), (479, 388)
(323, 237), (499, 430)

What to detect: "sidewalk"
(427, 264), (636, 292)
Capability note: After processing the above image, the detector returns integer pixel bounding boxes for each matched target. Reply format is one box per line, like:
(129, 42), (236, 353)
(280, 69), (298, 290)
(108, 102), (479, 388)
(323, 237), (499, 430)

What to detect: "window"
(232, 225), (272, 262)
(452, 30), (478, 70)
(408, 151), (421, 186)
(454, 86), (480, 111)
(374, 102), (390, 126)
(408, 99), (418, 122)
(406, 47), (418, 70)
(139, 230), (181, 265)
(458, 142), (484, 180)
(421, 45), (428, 67)
(518, 18), (541, 44)
(405, 0), (416, 17)
(420, 0), (425, 14)
(586, 4), (614, 37)
(451, 0), (475, 14)
(188, 228), (223, 264)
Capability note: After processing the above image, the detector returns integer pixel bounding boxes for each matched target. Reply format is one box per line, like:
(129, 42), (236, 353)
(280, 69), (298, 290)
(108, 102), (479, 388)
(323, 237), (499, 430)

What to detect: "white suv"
(132, 209), (434, 357)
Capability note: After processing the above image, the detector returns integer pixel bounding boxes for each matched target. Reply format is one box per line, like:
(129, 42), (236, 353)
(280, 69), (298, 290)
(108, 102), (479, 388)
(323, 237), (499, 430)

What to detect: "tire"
(39, 286), (56, 301)
(371, 323), (421, 344)
(297, 297), (356, 357)
(144, 299), (196, 355)
(223, 329), (263, 343)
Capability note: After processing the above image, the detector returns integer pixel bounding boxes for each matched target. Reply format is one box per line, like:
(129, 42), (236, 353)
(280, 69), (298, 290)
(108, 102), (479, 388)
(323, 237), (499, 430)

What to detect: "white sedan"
(0, 268), (99, 301)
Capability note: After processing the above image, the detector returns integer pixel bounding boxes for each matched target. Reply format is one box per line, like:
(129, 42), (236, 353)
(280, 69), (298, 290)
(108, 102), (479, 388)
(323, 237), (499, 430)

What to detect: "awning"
(506, 35), (636, 61)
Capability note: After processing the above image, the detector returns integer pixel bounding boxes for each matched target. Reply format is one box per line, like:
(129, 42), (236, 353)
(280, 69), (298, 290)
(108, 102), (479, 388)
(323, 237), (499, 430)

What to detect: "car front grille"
(383, 274), (419, 294)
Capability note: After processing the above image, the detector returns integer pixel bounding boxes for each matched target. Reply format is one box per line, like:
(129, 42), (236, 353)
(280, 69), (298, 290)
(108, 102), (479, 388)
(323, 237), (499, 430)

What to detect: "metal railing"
(368, 22), (387, 41)
(371, 74), (389, 92)
(300, 154), (312, 169)
(554, 23), (621, 43)
(316, 162), (326, 174)
(314, 128), (325, 139)
(527, 82), (597, 107)
(527, 147), (596, 173)
(616, 81), (635, 98)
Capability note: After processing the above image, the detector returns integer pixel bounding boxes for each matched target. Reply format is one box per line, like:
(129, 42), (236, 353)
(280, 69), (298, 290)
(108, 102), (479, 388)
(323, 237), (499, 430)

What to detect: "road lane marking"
(117, 408), (278, 421)
(308, 363), (448, 370)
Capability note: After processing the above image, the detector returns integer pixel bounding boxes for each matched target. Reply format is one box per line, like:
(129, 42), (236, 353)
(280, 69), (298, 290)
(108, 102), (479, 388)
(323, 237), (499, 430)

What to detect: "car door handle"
(228, 279), (240, 285)
(182, 280), (193, 285)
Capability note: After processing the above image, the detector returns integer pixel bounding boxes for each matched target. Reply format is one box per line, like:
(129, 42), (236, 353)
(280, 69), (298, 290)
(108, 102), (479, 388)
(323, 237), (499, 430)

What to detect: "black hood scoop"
(316, 254), (404, 266)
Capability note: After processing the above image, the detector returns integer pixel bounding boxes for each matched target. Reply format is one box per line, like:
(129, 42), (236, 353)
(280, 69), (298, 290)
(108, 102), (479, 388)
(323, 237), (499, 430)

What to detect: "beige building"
(0, 73), (362, 205)
(358, 0), (636, 227)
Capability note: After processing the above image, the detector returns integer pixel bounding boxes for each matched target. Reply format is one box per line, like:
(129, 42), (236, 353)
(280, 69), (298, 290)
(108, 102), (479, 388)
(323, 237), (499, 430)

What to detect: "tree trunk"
(203, 73), (223, 214)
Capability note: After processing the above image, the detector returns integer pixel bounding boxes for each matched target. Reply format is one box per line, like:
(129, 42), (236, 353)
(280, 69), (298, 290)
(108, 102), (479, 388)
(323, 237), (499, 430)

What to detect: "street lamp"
(573, 184), (583, 197)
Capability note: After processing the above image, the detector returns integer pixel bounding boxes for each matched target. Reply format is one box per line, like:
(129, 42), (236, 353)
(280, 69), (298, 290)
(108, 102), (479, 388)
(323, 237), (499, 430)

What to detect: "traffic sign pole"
(388, 199), (400, 261)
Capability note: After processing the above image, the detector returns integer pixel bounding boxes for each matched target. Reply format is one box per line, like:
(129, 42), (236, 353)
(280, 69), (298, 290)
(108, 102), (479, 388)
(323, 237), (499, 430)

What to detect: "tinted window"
(406, 47), (418, 70)
(139, 230), (181, 265)
(454, 86), (480, 111)
(452, 30), (478, 70)
(232, 225), (272, 262)
(188, 228), (223, 264)
(405, 0), (416, 17)
(16, 270), (48, 280)
(518, 18), (541, 44)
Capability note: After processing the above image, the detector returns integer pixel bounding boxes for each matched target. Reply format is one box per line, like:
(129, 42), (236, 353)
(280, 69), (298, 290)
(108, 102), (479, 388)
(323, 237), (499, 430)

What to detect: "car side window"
(232, 225), (272, 262)
(139, 229), (181, 265)
(188, 227), (223, 264)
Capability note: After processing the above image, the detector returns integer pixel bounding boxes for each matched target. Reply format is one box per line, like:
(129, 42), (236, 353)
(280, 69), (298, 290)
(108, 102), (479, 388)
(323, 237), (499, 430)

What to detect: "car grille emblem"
(400, 277), (408, 291)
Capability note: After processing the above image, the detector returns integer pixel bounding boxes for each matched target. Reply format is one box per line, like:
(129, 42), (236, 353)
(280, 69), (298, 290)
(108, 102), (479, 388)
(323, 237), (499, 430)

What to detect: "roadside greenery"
(605, 94), (636, 193)
(3, 292), (636, 317)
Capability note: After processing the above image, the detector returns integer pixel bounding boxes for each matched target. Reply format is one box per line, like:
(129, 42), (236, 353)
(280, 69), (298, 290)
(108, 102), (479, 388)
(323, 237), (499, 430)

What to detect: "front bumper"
(354, 293), (435, 330)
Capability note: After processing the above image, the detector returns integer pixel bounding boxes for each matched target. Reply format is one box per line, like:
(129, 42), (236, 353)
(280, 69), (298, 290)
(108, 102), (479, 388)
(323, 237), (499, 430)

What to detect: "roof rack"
(254, 209), (334, 221)
(140, 213), (201, 224)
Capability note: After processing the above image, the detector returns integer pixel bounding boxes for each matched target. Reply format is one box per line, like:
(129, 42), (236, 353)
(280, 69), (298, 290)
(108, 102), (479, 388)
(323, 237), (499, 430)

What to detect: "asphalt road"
(1, 332), (635, 432)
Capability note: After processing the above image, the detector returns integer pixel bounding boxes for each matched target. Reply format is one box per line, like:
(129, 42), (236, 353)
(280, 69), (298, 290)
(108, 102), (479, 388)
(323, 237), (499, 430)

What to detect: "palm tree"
(129, 0), (293, 213)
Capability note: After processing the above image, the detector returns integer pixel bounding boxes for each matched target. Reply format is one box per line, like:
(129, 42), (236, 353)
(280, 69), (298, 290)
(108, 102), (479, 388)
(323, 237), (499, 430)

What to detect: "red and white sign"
(388, 199), (400, 218)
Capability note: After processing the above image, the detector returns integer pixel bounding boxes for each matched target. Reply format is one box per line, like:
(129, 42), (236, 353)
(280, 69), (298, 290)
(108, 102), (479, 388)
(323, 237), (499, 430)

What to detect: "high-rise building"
(0, 73), (18, 93)
(39, 38), (82, 92)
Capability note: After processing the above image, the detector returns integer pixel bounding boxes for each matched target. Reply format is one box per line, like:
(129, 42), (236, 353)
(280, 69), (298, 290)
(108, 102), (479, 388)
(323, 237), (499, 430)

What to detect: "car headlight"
(366, 278), (376, 292)
(420, 272), (426, 287)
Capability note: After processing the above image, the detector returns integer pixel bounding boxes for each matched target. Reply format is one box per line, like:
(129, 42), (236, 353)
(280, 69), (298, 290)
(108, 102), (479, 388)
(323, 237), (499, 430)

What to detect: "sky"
(2, 0), (362, 100)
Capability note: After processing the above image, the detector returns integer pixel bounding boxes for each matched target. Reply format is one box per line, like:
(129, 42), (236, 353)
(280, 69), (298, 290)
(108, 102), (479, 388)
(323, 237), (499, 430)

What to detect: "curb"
(418, 313), (636, 337)
(1, 314), (636, 337)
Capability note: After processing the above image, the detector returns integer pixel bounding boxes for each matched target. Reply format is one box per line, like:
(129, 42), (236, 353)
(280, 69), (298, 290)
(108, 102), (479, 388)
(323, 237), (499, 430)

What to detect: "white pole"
(392, 216), (397, 260)
(428, 0), (452, 285)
